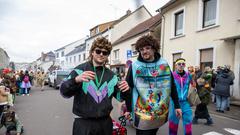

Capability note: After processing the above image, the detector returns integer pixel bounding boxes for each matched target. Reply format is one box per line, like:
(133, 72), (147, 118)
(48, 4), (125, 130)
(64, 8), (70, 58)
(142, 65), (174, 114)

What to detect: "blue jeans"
(215, 95), (228, 111)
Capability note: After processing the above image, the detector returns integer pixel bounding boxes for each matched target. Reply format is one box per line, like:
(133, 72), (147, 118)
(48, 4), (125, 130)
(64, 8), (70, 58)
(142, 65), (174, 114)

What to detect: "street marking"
(224, 128), (240, 135)
(202, 132), (223, 135)
(210, 113), (240, 123)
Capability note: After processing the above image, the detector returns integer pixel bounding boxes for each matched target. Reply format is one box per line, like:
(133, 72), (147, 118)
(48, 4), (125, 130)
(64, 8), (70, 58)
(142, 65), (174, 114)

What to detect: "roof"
(65, 44), (86, 56)
(90, 20), (116, 31)
(86, 28), (109, 41)
(43, 51), (55, 60)
(86, 5), (152, 41)
(0, 48), (10, 58)
(158, 0), (184, 14)
(37, 51), (55, 61)
(55, 46), (65, 52)
(113, 14), (161, 45)
(4, 50), (9, 58)
(55, 39), (82, 52)
(46, 51), (55, 57)
(160, 0), (176, 11)
(112, 5), (152, 27)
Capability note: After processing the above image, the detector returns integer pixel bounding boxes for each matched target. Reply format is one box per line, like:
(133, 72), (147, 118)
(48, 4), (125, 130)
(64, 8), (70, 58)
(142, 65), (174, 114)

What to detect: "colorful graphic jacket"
(125, 53), (180, 130)
(172, 71), (192, 101)
(60, 61), (131, 118)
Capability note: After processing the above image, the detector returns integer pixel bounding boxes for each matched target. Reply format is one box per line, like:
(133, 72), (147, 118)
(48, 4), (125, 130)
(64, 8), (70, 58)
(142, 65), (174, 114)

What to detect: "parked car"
(48, 70), (71, 89)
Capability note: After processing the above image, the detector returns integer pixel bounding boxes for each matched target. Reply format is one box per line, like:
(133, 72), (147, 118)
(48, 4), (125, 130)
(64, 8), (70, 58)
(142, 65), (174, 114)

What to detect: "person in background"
(0, 85), (8, 116)
(20, 71), (31, 96)
(18, 70), (24, 95)
(188, 66), (195, 80)
(0, 106), (24, 135)
(212, 66), (234, 113)
(192, 67), (213, 125)
(29, 71), (34, 87)
(224, 65), (235, 111)
(39, 71), (46, 91)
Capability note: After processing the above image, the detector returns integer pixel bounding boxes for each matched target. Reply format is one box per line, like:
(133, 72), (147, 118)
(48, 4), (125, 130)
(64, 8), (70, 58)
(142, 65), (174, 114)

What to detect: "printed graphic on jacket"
(132, 61), (171, 123)
(68, 69), (118, 103)
(172, 71), (191, 101)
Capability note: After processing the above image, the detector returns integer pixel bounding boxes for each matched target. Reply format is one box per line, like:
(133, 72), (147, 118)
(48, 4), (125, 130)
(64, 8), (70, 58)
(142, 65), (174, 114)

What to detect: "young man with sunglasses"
(60, 37), (130, 135)
(125, 35), (181, 135)
(169, 58), (195, 135)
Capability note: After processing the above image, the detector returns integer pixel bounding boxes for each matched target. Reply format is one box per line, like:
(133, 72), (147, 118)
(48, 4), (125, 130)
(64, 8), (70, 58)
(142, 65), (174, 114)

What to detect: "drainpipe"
(157, 9), (165, 58)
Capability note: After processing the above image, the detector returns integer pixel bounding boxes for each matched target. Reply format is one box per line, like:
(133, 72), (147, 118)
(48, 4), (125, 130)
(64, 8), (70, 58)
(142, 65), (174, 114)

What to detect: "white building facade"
(55, 37), (87, 69)
(159, 0), (240, 99)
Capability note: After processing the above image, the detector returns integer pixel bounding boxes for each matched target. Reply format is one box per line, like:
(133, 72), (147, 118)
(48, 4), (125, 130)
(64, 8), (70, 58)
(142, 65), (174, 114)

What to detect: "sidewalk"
(193, 100), (240, 121)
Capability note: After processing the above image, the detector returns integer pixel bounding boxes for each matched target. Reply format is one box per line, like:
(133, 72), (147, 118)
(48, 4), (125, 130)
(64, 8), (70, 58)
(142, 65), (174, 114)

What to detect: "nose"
(142, 49), (148, 53)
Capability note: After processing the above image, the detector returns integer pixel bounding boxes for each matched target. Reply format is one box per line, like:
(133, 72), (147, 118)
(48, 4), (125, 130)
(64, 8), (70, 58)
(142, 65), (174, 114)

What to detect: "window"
(83, 53), (86, 60)
(56, 53), (59, 58)
(113, 49), (119, 60)
(175, 10), (184, 36)
(173, 53), (182, 71)
(79, 54), (81, 62)
(74, 56), (76, 62)
(66, 57), (68, 62)
(96, 27), (99, 34)
(131, 44), (138, 56)
(69, 57), (72, 63)
(105, 35), (109, 39)
(61, 51), (64, 57)
(203, 0), (217, 28)
(200, 48), (213, 70)
(171, 7), (185, 38)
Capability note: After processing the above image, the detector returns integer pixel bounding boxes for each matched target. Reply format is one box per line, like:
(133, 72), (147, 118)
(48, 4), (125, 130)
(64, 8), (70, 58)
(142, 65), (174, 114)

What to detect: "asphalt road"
(1, 86), (240, 135)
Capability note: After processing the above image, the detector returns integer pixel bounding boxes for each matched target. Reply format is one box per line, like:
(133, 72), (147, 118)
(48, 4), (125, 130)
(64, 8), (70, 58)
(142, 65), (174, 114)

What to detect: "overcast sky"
(0, 0), (169, 63)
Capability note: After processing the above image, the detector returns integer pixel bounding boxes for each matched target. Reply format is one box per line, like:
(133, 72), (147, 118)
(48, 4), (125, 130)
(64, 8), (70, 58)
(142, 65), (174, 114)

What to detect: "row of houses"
(36, 0), (239, 99)
(54, 6), (153, 73)
(159, 0), (240, 99)
(0, 48), (10, 70)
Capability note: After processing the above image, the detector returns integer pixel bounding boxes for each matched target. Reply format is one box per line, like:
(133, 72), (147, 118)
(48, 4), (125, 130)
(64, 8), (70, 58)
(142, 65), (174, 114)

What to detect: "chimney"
(126, 10), (131, 15)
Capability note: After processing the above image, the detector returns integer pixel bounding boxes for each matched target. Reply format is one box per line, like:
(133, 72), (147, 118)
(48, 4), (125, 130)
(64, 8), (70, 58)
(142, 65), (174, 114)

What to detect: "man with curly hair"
(60, 37), (131, 135)
(125, 35), (181, 135)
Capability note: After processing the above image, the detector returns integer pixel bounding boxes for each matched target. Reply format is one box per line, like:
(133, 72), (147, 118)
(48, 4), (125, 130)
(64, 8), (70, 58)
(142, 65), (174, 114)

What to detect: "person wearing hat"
(124, 35), (181, 135)
(168, 58), (195, 135)
(212, 65), (234, 113)
(192, 66), (213, 125)
(60, 37), (130, 135)
(0, 106), (24, 135)
(224, 65), (235, 111)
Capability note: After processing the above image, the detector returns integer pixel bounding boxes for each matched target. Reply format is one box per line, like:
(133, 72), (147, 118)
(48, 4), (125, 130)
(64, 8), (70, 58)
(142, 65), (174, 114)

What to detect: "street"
(1, 86), (240, 135)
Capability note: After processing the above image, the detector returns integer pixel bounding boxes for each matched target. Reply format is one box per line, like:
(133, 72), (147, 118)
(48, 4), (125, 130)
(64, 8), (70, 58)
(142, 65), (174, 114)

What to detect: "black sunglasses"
(177, 63), (186, 66)
(95, 49), (110, 56)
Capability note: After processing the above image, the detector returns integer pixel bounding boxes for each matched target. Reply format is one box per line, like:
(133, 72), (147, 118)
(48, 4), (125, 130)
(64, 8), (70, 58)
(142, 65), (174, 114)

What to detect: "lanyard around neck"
(93, 66), (105, 88)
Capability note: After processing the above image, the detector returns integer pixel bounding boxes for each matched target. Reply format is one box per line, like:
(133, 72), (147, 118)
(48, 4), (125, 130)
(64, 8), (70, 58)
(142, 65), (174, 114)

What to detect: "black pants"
(136, 128), (159, 135)
(6, 125), (24, 134)
(194, 103), (210, 119)
(73, 117), (112, 135)
(0, 105), (4, 116)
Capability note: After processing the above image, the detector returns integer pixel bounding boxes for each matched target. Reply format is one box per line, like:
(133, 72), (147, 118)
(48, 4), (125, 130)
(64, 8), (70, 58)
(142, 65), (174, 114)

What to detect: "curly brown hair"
(135, 35), (160, 52)
(88, 37), (112, 60)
